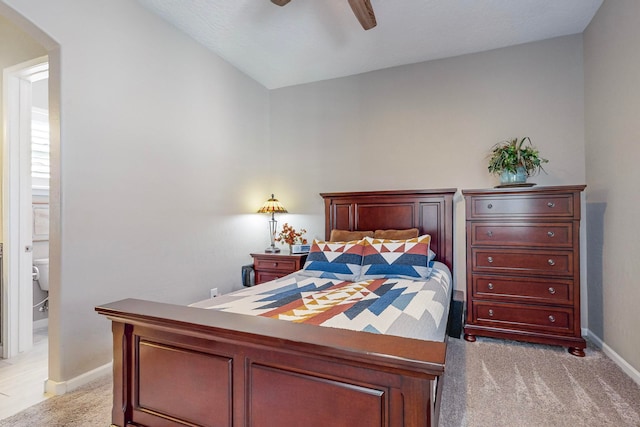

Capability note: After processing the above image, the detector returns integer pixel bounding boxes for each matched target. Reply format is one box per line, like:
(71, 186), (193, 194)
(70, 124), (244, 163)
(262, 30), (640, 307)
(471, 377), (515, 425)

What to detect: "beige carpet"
(440, 338), (640, 426)
(1, 338), (639, 426)
(0, 374), (111, 427)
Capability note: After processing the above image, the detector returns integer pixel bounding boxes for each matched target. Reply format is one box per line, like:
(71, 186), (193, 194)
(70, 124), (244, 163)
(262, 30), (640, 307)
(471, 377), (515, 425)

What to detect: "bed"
(96, 188), (456, 427)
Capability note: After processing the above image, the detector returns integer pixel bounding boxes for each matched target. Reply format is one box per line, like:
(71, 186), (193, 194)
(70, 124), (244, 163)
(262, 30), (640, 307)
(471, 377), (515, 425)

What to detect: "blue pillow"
(299, 239), (366, 282)
(358, 235), (433, 280)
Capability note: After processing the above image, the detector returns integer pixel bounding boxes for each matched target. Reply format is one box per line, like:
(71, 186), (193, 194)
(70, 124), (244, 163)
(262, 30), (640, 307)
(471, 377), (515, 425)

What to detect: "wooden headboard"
(321, 189), (456, 272)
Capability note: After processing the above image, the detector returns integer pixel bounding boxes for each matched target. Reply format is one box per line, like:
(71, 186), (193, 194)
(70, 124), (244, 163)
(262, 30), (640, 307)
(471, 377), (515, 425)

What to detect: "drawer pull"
(487, 203), (493, 209)
(488, 309), (494, 317)
(548, 315), (556, 323)
(486, 230), (493, 237)
(548, 259), (556, 266)
(487, 256), (493, 263)
(547, 231), (555, 238)
(548, 287), (556, 295)
(547, 202), (556, 208)
(273, 263), (278, 267)
(488, 283), (494, 290)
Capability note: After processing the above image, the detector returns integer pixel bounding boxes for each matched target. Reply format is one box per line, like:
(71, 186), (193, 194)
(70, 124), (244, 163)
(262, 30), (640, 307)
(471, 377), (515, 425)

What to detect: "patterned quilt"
(193, 262), (452, 342)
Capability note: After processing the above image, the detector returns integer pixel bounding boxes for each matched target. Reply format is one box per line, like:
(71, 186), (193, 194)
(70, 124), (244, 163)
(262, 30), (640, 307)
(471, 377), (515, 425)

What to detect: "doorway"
(0, 4), (61, 409)
(2, 57), (49, 359)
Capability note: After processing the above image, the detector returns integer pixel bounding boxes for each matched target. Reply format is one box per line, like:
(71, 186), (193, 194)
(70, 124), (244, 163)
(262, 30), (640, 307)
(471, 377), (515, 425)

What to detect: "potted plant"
(488, 137), (548, 186)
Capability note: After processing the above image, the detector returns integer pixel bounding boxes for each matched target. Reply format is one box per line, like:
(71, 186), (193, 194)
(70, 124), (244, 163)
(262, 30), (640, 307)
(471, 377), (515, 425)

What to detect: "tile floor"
(0, 326), (50, 420)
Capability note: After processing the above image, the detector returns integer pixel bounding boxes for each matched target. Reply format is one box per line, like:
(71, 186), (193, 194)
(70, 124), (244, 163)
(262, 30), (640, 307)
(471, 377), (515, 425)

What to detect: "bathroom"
(0, 39), (49, 357)
(31, 76), (50, 333)
(32, 205), (49, 331)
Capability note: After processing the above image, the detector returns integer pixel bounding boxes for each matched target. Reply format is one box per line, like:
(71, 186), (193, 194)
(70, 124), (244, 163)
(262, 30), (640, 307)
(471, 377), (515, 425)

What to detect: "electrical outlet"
(210, 288), (218, 298)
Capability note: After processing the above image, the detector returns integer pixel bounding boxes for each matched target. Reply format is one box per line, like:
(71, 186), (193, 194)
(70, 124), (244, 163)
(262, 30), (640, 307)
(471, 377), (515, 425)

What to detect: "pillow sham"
(300, 239), (367, 281)
(329, 229), (374, 242)
(373, 228), (419, 240)
(358, 235), (432, 280)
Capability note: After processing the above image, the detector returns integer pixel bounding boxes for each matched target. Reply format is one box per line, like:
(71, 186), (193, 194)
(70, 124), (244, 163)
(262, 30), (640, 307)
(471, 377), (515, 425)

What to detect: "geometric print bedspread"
(195, 262), (452, 343)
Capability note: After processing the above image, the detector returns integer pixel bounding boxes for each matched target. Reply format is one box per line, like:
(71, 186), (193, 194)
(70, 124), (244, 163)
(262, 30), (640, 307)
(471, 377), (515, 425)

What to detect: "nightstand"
(250, 252), (307, 285)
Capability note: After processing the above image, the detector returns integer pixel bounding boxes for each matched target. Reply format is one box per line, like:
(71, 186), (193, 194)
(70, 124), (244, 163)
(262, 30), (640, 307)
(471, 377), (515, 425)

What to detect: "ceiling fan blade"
(347, 0), (377, 30)
(271, 0), (291, 6)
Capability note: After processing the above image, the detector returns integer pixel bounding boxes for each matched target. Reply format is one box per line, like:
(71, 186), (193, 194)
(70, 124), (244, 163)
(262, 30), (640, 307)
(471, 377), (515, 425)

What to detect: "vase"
(499, 166), (527, 185)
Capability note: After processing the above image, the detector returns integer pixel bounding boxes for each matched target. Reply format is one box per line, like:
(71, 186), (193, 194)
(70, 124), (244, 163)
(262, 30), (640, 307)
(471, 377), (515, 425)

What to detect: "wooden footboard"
(96, 298), (447, 427)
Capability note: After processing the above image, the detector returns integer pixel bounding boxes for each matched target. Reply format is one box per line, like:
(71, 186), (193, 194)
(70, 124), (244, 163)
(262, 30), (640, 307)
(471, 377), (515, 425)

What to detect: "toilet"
(32, 258), (49, 291)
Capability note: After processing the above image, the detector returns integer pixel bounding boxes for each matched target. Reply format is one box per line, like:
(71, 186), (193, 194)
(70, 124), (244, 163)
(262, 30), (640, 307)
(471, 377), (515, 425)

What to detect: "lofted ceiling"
(137, 0), (603, 90)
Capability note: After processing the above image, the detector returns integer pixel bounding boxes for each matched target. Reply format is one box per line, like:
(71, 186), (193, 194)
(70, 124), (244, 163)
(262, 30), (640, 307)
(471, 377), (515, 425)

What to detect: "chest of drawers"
(462, 185), (586, 356)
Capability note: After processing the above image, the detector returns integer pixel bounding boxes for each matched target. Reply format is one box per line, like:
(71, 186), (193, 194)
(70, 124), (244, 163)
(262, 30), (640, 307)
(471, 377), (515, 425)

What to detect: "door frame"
(2, 56), (48, 358)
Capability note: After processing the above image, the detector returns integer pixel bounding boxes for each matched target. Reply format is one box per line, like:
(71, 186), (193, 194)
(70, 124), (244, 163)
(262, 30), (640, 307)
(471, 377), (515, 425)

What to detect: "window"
(31, 106), (49, 195)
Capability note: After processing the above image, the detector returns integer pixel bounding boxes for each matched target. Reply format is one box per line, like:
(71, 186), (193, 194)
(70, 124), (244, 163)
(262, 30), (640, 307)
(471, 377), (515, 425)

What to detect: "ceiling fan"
(271, 0), (377, 30)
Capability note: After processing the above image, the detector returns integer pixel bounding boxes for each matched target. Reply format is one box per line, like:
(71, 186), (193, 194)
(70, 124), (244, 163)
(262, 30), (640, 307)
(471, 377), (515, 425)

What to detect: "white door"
(2, 57), (48, 358)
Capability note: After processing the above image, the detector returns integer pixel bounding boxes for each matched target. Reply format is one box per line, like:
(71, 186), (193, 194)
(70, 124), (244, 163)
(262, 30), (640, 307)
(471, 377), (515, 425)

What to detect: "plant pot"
(499, 166), (527, 185)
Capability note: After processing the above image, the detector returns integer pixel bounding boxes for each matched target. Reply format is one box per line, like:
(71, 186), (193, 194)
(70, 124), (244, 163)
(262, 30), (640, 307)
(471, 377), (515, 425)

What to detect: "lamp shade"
(257, 194), (288, 214)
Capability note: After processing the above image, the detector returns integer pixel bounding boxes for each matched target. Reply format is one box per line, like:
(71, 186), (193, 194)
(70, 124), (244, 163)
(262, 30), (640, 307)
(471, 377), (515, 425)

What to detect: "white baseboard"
(586, 328), (603, 347)
(44, 361), (112, 395)
(585, 329), (640, 387)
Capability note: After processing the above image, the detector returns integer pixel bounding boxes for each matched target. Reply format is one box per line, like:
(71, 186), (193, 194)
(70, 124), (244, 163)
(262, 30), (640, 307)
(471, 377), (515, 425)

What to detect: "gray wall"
(584, 0), (640, 373)
(270, 35), (587, 295)
(2, 0), (271, 382)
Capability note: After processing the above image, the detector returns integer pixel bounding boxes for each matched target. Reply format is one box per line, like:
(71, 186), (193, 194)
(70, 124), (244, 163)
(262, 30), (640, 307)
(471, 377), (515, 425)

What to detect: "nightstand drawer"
(468, 194), (575, 219)
(254, 258), (298, 272)
(472, 248), (573, 276)
(255, 271), (286, 283)
(473, 302), (574, 334)
(251, 253), (307, 285)
(471, 222), (573, 248)
(472, 275), (573, 305)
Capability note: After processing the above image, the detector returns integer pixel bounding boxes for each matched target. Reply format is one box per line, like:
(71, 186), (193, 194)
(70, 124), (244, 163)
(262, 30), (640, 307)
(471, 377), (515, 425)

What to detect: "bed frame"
(96, 188), (456, 427)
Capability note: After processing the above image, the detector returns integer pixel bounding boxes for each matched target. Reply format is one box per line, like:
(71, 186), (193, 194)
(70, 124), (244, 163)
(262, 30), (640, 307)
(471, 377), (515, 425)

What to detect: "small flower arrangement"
(276, 223), (307, 246)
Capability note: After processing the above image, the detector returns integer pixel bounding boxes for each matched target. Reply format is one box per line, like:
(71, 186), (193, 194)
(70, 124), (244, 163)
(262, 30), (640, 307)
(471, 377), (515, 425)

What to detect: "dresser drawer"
(471, 248), (573, 276)
(468, 194), (575, 219)
(472, 275), (573, 305)
(472, 302), (574, 334)
(470, 222), (573, 248)
(254, 258), (298, 272)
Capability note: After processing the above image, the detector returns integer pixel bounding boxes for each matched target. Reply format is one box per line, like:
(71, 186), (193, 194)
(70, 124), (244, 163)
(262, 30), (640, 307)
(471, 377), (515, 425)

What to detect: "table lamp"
(257, 194), (288, 253)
